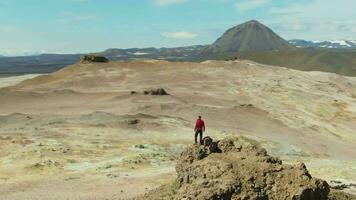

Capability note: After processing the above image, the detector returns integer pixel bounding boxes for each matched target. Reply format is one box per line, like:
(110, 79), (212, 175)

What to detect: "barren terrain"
(0, 60), (356, 199)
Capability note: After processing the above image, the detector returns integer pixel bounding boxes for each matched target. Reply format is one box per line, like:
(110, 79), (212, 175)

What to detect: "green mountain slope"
(236, 48), (356, 76)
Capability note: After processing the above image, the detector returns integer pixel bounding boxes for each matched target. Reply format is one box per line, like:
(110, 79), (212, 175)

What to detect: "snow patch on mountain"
(290, 39), (356, 49)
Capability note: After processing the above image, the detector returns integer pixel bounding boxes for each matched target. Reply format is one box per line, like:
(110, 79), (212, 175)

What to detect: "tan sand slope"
(0, 74), (42, 89)
(0, 60), (356, 199)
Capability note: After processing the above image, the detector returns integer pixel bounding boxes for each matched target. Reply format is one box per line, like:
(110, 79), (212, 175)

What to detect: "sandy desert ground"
(0, 60), (356, 199)
(0, 74), (42, 88)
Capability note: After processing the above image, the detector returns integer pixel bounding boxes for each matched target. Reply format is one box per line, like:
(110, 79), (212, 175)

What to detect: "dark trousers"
(195, 130), (203, 144)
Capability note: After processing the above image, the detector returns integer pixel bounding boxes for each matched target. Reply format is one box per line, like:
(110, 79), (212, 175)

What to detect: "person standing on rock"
(194, 116), (205, 145)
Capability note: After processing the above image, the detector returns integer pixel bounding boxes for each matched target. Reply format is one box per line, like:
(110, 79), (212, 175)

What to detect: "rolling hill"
(1, 59), (356, 198)
(236, 48), (356, 76)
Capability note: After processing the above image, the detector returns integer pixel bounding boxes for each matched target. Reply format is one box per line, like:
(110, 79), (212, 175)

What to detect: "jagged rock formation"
(80, 55), (109, 63)
(144, 138), (333, 200)
(174, 139), (329, 200)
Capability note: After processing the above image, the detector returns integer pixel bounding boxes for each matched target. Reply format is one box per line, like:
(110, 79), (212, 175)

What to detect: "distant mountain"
(203, 20), (294, 55)
(2, 20), (356, 77)
(290, 39), (356, 49)
(0, 54), (80, 74)
(97, 45), (206, 60)
(0, 46), (206, 74)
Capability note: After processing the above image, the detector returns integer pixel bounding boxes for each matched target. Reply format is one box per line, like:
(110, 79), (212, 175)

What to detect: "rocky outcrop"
(80, 55), (109, 63)
(142, 137), (356, 200)
(174, 138), (330, 200)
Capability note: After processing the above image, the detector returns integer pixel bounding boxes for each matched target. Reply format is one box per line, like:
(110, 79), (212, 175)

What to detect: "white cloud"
(154, 0), (188, 6)
(162, 31), (197, 39)
(267, 0), (356, 40)
(0, 49), (46, 57)
(235, 0), (270, 12)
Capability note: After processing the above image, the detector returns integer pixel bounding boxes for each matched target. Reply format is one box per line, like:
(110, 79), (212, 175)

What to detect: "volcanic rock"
(174, 138), (330, 200)
(144, 88), (169, 95)
(80, 55), (109, 63)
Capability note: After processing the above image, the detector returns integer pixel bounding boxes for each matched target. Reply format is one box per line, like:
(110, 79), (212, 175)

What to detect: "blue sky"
(0, 0), (356, 56)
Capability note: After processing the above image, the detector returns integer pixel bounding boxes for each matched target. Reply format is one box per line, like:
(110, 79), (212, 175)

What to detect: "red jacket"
(195, 119), (205, 131)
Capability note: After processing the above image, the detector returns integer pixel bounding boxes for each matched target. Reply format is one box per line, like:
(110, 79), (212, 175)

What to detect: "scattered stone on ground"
(135, 144), (146, 149)
(29, 159), (62, 169)
(330, 180), (356, 191)
(80, 55), (109, 63)
(125, 119), (140, 125)
(240, 104), (254, 108)
(144, 88), (169, 95)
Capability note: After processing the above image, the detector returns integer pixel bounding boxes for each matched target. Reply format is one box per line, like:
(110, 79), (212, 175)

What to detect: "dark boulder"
(80, 55), (109, 63)
(202, 136), (213, 147)
(144, 88), (169, 95)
